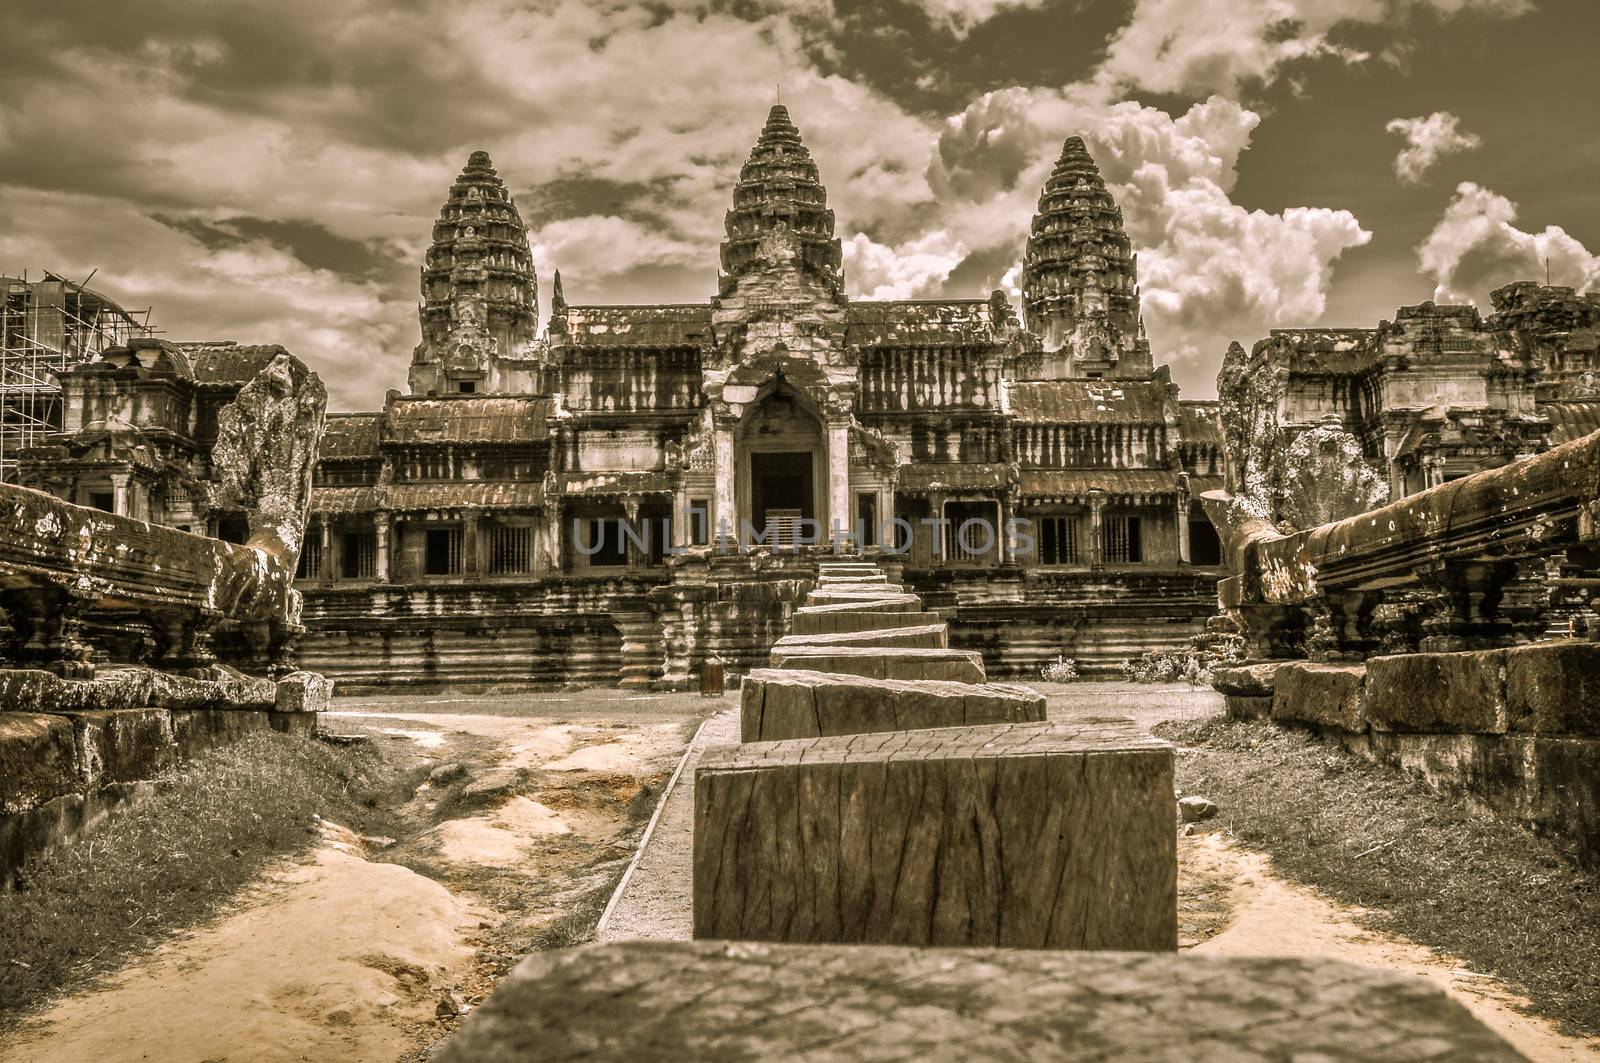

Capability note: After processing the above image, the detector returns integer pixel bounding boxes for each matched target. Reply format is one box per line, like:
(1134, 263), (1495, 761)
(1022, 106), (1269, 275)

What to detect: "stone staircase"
(692, 555), (1179, 951)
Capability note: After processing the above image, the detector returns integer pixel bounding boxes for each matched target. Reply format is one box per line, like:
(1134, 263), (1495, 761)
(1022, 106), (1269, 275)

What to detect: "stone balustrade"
(0, 482), (299, 678)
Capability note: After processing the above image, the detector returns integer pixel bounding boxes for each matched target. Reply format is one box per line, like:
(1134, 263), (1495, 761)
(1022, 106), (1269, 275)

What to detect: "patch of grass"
(0, 733), (381, 1025)
(1159, 716), (1600, 1037)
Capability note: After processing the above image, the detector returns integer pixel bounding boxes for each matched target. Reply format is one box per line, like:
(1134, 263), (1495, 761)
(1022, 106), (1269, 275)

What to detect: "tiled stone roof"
(320, 414), (381, 460)
(896, 463), (1010, 494)
(846, 301), (1001, 347)
(1008, 380), (1169, 423)
(385, 397), (551, 444)
(1544, 400), (1600, 444)
(561, 305), (711, 349)
(176, 342), (292, 386)
(1020, 468), (1182, 499)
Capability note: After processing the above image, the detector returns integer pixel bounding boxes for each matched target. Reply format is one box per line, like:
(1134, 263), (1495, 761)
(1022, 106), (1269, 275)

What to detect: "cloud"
(1418, 182), (1600, 304)
(931, 92), (1371, 379)
(1386, 111), (1480, 183)
(1094, 0), (1533, 98)
(908, 0), (1052, 36)
(843, 231), (969, 299)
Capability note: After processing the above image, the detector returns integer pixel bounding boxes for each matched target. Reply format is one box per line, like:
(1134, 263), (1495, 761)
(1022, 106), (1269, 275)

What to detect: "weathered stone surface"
(269, 711), (319, 737)
(274, 670), (334, 714)
(170, 708), (273, 757)
(1273, 662), (1368, 732)
(695, 720), (1175, 949)
(768, 646), (985, 684)
(438, 942), (1520, 1062)
(1224, 694), (1273, 720)
(1179, 795), (1218, 822)
(1210, 662), (1285, 697)
(0, 713), (78, 813)
(1506, 641), (1600, 735)
(740, 668), (1042, 741)
(209, 350), (327, 571)
(0, 666), (275, 715)
(788, 606), (938, 636)
(1365, 650), (1507, 733)
(69, 708), (176, 785)
(772, 624), (948, 652)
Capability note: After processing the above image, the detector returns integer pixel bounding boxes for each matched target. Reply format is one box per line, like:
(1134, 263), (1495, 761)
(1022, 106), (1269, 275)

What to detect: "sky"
(2, 0), (1597, 410)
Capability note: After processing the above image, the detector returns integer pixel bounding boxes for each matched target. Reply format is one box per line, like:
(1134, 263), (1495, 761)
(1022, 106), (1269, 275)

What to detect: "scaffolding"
(0, 270), (154, 482)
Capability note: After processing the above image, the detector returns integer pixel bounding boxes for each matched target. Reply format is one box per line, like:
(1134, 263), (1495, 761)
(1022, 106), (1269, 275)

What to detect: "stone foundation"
(438, 941), (1519, 1061)
(0, 666), (323, 886)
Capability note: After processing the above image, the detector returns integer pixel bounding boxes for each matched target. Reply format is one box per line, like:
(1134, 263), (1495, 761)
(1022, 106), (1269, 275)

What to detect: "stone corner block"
(1364, 650), (1507, 734)
(275, 671), (334, 714)
(1271, 662), (1368, 733)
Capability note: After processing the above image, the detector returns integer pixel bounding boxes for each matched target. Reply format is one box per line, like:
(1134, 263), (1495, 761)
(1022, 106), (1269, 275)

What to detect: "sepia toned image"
(1, 1), (1597, 1060)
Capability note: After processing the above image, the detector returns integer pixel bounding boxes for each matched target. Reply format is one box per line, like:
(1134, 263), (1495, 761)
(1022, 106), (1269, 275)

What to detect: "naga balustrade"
(0, 482), (297, 678)
(1203, 429), (1600, 660)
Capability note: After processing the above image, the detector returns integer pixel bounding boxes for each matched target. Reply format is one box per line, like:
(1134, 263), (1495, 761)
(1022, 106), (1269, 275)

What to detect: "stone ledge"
(1506, 641), (1600, 736)
(772, 624), (948, 651)
(1273, 663), (1368, 732)
(739, 668), (1040, 741)
(1365, 650), (1508, 733)
(788, 608), (939, 636)
(436, 941), (1518, 1062)
(767, 646), (985, 684)
(1210, 661), (1286, 697)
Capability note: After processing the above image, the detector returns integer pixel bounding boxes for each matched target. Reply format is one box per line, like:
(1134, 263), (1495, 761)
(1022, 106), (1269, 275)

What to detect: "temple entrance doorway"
(750, 450), (814, 546)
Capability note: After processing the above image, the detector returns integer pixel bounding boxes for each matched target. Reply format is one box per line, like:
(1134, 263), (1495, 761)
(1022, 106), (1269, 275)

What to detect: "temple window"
(489, 525), (533, 575)
(1189, 515), (1222, 566)
(297, 532), (323, 580)
(857, 492), (878, 548)
(341, 530), (378, 580)
(425, 526), (463, 575)
(581, 518), (628, 567)
(689, 499), (710, 546)
(1038, 516), (1081, 565)
(1105, 514), (1143, 564)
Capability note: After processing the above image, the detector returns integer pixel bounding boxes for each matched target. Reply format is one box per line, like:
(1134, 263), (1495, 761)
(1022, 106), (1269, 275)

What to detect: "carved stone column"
(624, 498), (642, 571)
(1416, 559), (1517, 652)
(374, 517), (390, 582)
(110, 473), (131, 518)
(319, 521), (333, 585)
(149, 609), (220, 678)
(464, 512), (481, 579)
(2, 586), (95, 678)
(827, 418), (851, 551)
(1176, 495), (1191, 564)
(998, 496), (1015, 564)
(713, 415), (736, 547)
(1088, 490), (1106, 570)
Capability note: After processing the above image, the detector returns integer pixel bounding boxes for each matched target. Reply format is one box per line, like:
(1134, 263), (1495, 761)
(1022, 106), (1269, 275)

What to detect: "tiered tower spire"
(410, 150), (538, 395)
(1021, 136), (1151, 379)
(719, 105), (843, 293)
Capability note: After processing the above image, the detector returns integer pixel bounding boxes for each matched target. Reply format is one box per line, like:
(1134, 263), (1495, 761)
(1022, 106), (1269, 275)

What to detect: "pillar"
(713, 416), (736, 546)
(1088, 491), (1105, 570)
(464, 512), (481, 578)
(827, 419), (851, 551)
(110, 473), (130, 518)
(999, 496), (1015, 564)
(1176, 495), (1191, 564)
(319, 521), (333, 585)
(928, 491), (948, 563)
(624, 498), (642, 571)
(374, 517), (390, 581)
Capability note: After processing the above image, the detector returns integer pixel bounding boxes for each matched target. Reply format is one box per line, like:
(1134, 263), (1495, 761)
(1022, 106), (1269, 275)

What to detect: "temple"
(282, 107), (1228, 689)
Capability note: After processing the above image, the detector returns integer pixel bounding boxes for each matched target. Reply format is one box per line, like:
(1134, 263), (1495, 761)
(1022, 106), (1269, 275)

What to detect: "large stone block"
(740, 669), (1041, 741)
(768, 646), (985, 684)
(1506, 641), (1600, 736)
(1272, 663), (1368, 732)
(1364, 650), (1507, 733)
(275, 670), (334, 713)
(1532, 737), (1600, 868)
(788, 607), (938, 636)
(772, 624), (948, 652)
(68, 709), (176, 785)
(694, 720), (1176, 949)
(171, 708), (273, 757)
(0, 712), (78, 813)
(1224, 695), (1273, 720)
(1210, 662), (1286, 698)
(438, 942), (1520, 1063)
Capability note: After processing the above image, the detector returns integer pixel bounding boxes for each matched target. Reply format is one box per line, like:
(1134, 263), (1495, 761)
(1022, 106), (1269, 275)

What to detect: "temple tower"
(718, 105), (843, 296)
(409, 150), (538, 396)
(1021, 136), (1152, 380)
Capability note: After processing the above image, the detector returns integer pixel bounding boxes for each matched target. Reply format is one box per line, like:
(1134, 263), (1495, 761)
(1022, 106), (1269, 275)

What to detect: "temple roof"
(320, 414), (381, 460)
(176, 342), (293, 386)
(1007, 380), (1170, 423)
(896, 462), (1010, 494)
(720, 106), (842, 289)
(561, 305), (711, 349)
(561, 470), (675, 497)
(1544, 400), (1600, 444)
(1019, 468), (1183, 500)
(386, 396), (551, 444)
(310, 481), (546, 514)
(1178, 401), (1222, 444)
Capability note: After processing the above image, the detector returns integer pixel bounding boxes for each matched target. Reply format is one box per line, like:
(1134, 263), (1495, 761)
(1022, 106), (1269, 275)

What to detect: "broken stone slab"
(740, 668), (1040, 741)
(0, 713), (78, 814)
(768, 646), (985, 684)
(1272, 663), (1368, 733)
(1209, 662), (1286, 698)
(772, 624), (948, 652)
(436, 941), (1522, 1062)
(1505, 641), (1600, 735)
(275, 670), (334, 714)
(788, 608), (944, 637)
(805, 587), (911, 605)
(0, 665), (276, 716)
(695, 719), (1175, 949)
(792, 593), (922, 615)
(1364, 650), (1508, 733)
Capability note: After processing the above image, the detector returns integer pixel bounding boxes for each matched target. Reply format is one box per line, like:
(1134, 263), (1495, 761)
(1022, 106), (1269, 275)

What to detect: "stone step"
(769, 646), (986, 684)
(805, 587), (909, 606)
(816, 573), (891, 584)
(793, 595), (923, 616)
(788, 608), (942, 636)
(818, 561), (882, 571)
(773, 624), (948, 651)
(694, 718), (1177, 949)
(740, 668), (1042, 741)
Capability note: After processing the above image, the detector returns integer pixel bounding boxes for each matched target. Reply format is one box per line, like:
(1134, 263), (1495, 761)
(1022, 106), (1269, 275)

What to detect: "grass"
(1158, 716), (1600, 1037)
(0, 733), (382, 1026)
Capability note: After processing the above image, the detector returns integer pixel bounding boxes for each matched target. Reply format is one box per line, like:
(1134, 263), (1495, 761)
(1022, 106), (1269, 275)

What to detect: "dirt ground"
(0, 687), (724, 1063)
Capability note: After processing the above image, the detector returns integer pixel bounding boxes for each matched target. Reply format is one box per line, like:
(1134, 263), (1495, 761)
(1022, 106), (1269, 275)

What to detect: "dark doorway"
(750, 451), (813, 541)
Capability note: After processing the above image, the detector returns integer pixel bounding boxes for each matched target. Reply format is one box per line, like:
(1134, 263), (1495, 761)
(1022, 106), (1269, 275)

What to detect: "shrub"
(1039, 655), (1080, 683)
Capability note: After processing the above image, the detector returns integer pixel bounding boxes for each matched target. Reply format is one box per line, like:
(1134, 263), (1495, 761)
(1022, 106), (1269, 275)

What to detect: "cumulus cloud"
(1418, 182), (1600, 305)
(931, 91), (1371, 377)
(1386, 111), (1480, 183)
(843, 231), (969, 299)
(1095, 0), (1533, 97)
(908, 0), (1051, 36)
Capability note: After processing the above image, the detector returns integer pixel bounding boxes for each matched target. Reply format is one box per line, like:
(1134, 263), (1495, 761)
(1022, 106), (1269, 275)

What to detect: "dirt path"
(1, 689), (719, 1063)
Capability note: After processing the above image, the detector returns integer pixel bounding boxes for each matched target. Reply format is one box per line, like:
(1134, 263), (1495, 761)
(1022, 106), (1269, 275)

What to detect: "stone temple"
(288, 107), (1229, 691)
